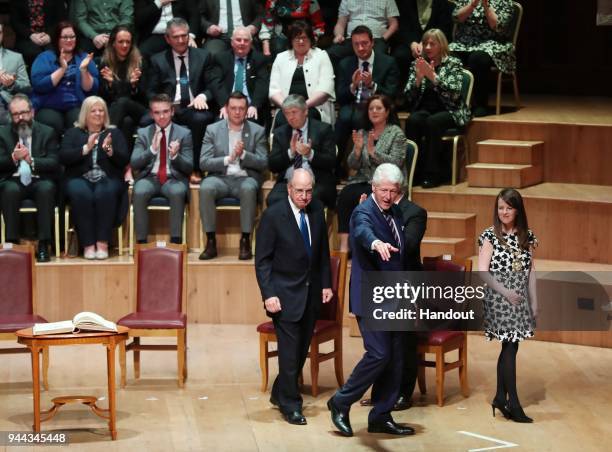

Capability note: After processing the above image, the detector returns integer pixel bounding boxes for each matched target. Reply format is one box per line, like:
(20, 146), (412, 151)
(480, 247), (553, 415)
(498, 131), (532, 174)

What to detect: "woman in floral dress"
(449, 0), (517, 116)
(478, 188), (538, 423)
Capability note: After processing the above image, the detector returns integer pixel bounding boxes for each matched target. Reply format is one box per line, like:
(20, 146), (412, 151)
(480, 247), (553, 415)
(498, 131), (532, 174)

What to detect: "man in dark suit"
(199, 92), (268, 260)
(210, 27), (269, 127)
(267, 95), (336, 208)
(392, 0), (453, 89)
(131, 94), (193, 244)
(255, 167), (332, 425)
(327, 163), (415, 437)
(335, 25), (400, 179)
(199, 0), (263, 55)
(0, 94), (60, 262)
(135, 0), (201, 57)
(146, 17), (216, 183)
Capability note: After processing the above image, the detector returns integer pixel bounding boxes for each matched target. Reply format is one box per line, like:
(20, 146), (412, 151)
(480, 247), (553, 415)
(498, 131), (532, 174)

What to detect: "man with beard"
(0, 94), (60, 261)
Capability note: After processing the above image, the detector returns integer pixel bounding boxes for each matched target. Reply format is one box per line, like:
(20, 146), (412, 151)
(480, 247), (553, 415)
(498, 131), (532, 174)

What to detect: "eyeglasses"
(292, 36), (309, 43)
(292, 188), (313, 197)
(10, 110), (31, 118)
(60, 35), (77, 41)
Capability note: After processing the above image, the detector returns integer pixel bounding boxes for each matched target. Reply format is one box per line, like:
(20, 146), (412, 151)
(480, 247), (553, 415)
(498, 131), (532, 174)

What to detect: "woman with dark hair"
(260, 0), (325, 58)
(449, 0), (516, 116)
(336, 94), (406, 252)
(269, 20), (335, 127)
(404, 28), (469, 189)
(30, 21), (99, 137)
(478, 187), (538, 423)
(98, 25), (147, 149)
(60, 96), (129, 260)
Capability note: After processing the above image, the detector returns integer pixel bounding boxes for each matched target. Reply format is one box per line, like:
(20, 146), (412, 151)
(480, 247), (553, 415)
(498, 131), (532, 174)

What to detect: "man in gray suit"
(131, 94), (193, 244)
(0, 24), (32, 125)
(199, 92), (268, 260)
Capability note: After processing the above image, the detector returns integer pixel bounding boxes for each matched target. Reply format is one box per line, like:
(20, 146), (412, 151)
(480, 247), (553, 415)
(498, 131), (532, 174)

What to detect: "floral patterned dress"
(449, 0), (517, 74)
(478, 227), (538, 342)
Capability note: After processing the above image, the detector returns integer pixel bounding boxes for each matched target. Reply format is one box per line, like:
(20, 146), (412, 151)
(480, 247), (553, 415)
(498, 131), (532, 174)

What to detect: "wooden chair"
(417, 256), (472, 406)
(0, 199), (60, 257)
(406, 139), (419, 200)
(0, 244), (49, 389)
(493, 1), (523, 115)
(257, 250), (348, 396)
(441, 68), (474, 185)
(129, 196), (188, 255)
(118, 243), (187, 388)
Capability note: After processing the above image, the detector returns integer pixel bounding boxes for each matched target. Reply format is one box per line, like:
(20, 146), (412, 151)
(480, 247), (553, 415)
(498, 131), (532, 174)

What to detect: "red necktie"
(158, 128), (168, 185)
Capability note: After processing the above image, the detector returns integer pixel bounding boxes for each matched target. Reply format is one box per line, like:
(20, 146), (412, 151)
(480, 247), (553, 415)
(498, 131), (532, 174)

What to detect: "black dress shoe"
(36, 242), (50, 263)
(238, 237), (252, 260)
(368, 419), (415, 435)
(359, 398), (372, 406)
(283, 410), (307, 425)
(199, 238), (217, 260)
(327, 397), (353, 437)
(269, 395), (279, 407)
(421, 179), (439, 189)
(393, 395), (413, 411)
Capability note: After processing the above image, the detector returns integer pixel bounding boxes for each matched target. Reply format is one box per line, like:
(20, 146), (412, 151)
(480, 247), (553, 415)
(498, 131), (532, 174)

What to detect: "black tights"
(495, 340), (521, 408)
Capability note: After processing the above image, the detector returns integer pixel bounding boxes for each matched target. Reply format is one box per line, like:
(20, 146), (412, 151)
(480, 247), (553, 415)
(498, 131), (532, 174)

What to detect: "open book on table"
(32, 312), (118, 335)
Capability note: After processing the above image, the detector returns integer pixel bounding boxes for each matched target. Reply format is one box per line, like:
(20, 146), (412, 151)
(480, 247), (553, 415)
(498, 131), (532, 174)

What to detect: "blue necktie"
(18, 138), (32, 186)
(234, 57), (245, 93)
(299, 209), (311, 257)
(383, 211), (401, 248)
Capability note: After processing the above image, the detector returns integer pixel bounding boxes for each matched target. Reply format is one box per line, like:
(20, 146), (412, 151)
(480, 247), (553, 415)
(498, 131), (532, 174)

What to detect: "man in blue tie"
(255, 167), (333, 425)
(0, 94), (60, 262)
(327, 163), (415, 437)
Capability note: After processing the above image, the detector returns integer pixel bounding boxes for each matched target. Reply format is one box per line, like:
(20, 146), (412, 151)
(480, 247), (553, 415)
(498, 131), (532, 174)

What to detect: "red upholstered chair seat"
(423, 330), (465, 346)
(118, 312), (186, 330)
(256, 321), (274, 334)
(0, 314), (48, 333)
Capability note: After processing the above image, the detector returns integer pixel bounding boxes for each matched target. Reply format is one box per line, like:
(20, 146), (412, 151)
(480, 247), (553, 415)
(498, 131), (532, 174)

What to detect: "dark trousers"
(334, 104), (367, 177)
(454, 50), (494, 110)
(391, 43), (415, 94)
(271, 295), (317, 413)
(202, 35), (231, 56)
(400, 332), (418, 398)
(109, 97), (147, 150)
(405, 110), (456, 183)
(139, 34), (169, 58)
(0, 178), (56, 241)
(35, 107), (80, 139)
(336, 182), (372, 233)
(334, 317), (405, 423)
(64, 177), (124, 247)
(14, 39), (48, 70)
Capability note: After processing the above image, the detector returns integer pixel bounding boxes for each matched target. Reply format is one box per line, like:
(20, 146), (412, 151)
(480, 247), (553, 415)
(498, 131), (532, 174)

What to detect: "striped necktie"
(383, 211), (401, 248)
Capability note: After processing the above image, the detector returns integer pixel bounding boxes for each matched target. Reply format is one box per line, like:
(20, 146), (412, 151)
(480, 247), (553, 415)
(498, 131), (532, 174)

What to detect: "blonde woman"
(59, 96), (129, 259)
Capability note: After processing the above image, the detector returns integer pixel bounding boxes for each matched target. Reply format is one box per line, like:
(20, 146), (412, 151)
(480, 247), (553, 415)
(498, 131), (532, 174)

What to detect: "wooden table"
(16, 326), (129, 440)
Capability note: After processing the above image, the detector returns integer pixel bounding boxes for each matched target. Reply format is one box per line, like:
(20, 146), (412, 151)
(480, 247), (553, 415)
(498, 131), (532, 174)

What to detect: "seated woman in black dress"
(269, 20), (335, 128)
(30, 21), (99, 138)
(336, 94), (406, 252)
(60, 96), (129, 260)
(98, 25), (147, 150)
(404, 28), (470, 189)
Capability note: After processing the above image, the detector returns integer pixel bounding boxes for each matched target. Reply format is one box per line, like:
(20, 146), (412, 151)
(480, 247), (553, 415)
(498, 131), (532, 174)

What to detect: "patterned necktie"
(234, 57), (245, 93)
(178, 55), (189, 108)
(299, 209), (311, 257)
(383, 211), (401, 248)
(293, 129), (303, 169)
(226, 0), (234, 35)
(158, 128), (168, 185)
(18, 138), (32, 186)
(357, 61), (371, 104)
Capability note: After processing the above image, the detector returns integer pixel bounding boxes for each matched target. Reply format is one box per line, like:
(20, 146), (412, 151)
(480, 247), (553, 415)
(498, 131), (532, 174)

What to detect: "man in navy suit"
(327, 163), (415, 437)
(255, 168), (332, 425)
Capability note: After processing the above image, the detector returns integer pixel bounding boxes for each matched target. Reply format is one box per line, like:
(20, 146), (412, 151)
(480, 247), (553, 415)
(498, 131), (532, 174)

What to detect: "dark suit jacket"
(134, 0), (201, 41)
(336, 52), (400, 106)
(349, 195), (405, 317)
(0, 122), (60, 181)
(397, 196), (427, 271)
(199, 0), (264, 35)
(210, 49), (269, 110)
(269, 119), (336, 206)
(9, 0), (68, 40)
(255, 197), (331, 322)
(396, 0), (453, 44)
(59, 127), (129, 180)
(147, 47), (215, 105)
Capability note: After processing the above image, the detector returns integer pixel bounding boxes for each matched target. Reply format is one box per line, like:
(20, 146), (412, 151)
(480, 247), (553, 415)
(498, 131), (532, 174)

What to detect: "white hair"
(372, 163), (404, 186)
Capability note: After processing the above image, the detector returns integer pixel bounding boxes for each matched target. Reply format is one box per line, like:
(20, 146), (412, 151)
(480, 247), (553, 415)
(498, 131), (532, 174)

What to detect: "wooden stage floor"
(1, 324), (611, 451)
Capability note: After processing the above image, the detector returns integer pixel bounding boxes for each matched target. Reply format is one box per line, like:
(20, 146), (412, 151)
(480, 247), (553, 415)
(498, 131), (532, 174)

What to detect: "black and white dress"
(478, 227), (538, 342)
